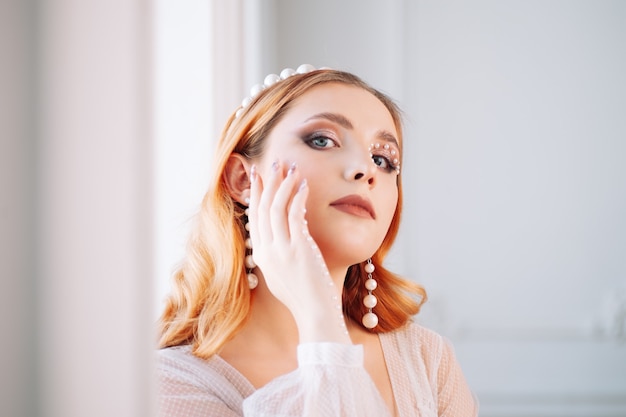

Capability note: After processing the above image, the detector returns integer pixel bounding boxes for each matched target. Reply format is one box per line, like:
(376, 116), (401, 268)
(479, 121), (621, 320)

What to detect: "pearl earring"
(244, 201), (258, 290)
(362, 259), (379, 329)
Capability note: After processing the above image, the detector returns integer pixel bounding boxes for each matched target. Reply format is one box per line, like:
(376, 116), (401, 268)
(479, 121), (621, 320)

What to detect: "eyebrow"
(304, 112), (400, 148)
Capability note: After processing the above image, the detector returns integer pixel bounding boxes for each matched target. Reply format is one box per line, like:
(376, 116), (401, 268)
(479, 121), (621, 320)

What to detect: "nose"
(344, 150), (377, 186)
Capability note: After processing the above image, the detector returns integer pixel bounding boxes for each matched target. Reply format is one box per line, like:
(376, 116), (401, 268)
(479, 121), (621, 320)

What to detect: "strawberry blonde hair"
(158, 69), (426, 358)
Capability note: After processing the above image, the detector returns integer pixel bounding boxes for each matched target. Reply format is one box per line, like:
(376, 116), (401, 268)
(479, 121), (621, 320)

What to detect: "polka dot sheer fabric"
(156, 323), (478, 417)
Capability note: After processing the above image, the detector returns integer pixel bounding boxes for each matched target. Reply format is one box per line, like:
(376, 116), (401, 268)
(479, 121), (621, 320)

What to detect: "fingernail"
(271, 160), (279, 172)
(250, 165), (257, 181)
(298, 178), (307, 191)
(288, 162), (297, 176)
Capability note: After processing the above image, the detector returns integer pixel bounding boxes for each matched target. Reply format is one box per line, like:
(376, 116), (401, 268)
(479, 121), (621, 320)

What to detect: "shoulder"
(156, 345), (254, 416)
(380, 322), (455, 376)
(381, 323), (479, 416)
(382, 322), (446, 354)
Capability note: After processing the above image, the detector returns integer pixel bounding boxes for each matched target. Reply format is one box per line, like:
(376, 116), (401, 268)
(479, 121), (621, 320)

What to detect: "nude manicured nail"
(271, 160), (279, 172)
(298, 179), (307, 191)
(288, 162), (297, 176)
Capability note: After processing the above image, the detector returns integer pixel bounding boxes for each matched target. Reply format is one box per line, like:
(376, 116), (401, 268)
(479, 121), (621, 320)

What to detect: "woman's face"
(255, 82), (401, 269)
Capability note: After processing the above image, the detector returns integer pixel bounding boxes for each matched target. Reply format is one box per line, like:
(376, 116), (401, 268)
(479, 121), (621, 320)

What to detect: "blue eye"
(372, 154), (399, 173)
(372, 155), (389, 168)
(305, 134), (337, 149)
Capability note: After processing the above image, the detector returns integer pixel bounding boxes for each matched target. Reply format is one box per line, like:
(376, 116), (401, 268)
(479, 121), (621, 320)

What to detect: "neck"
(234, 263), (351, 344)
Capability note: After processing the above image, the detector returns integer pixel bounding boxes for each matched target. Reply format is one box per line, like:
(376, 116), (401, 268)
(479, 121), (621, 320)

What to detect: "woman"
(157, 65), (478, 416)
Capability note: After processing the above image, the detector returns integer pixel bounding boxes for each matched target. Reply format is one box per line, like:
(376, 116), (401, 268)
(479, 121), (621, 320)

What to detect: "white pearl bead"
(297, 64), (316, 74)
(363, 294), (378, 308)
(264, 73), (280, 86)
(365, 278), (378, 291)
(245, 254), (256, 269)
(235, 108), (243, 118)
(247, 273), (258, 289)
(364, 263), (375, 274)
(241, 96), (252, 108)
(245, 222), (250, 231)
(362, 312), (379, 329)
(245, 238), (252, 249)
(280, 68), (296, 79)
(250, 83), (264, 97)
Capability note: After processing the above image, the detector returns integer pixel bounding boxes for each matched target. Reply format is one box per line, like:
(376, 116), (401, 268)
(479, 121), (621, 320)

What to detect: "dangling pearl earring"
(362, 259), (378, 329)
(244, 202), (258, 290)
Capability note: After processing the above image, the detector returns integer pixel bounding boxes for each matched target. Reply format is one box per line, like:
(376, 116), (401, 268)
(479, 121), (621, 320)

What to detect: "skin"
(220, 83), (401, 415)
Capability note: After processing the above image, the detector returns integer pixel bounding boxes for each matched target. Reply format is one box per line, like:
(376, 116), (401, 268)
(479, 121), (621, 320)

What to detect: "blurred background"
(3, 1), (625, 416)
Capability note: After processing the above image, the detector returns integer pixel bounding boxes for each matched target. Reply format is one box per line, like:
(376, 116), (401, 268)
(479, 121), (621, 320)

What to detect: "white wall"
(270, 1), (626, 415)
(406, 2), (626, 415)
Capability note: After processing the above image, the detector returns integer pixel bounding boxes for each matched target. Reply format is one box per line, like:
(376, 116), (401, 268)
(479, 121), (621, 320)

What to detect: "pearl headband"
(235, 64), (321, 118)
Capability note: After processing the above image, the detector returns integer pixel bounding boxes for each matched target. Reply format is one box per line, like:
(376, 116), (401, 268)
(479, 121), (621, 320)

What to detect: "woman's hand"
(247, 160), (351, 344)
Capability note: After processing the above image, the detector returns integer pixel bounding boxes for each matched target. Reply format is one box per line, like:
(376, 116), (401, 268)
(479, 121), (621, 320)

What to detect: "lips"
(329, 195), (376, 219)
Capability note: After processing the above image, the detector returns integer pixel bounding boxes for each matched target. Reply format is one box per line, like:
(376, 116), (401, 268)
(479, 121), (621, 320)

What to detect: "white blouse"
(156, 323), (478, 417)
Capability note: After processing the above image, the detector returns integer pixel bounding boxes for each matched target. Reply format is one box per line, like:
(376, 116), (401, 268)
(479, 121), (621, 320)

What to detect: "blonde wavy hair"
(158, 69), (427, 359)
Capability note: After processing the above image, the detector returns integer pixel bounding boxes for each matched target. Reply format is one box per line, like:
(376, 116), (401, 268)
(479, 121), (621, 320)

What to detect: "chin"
(315, 233), (383, 266)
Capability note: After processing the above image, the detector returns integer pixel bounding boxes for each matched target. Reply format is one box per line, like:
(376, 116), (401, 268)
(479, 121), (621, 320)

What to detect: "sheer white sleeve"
(243, 343), (392, 417)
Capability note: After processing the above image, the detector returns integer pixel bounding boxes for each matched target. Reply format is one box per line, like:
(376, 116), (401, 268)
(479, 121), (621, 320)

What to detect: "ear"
(223, 153), (252, 206)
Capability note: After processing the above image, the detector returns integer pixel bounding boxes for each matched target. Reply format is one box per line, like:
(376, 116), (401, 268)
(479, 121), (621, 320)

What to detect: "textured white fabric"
(156, 323), (478, 417)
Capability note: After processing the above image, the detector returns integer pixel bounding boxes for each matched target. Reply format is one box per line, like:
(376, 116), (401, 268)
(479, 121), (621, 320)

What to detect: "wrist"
(294, 309), (352, 344)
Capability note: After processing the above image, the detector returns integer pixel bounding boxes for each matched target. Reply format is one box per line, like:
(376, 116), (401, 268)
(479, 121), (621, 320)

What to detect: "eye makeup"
(369, 142), (401, 175)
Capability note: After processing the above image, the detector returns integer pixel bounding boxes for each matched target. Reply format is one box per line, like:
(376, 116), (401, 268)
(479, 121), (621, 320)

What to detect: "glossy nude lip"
(329, 195), (376, 219)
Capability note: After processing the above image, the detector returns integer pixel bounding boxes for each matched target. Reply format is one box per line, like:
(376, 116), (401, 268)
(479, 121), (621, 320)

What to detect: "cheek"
(381, 185), (399, 216)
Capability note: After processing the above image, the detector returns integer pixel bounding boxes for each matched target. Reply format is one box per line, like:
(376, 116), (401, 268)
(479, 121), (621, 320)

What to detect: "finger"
(288, 177), (309, 241)
(255, 160), (283, 243)
(269, 162), (301, 243)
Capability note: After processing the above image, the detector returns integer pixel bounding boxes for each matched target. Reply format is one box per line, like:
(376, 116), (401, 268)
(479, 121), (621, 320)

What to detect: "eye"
(371, 153), (399, 173)
(372, 155), (390, 169)
(305, 133), (338, 149)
